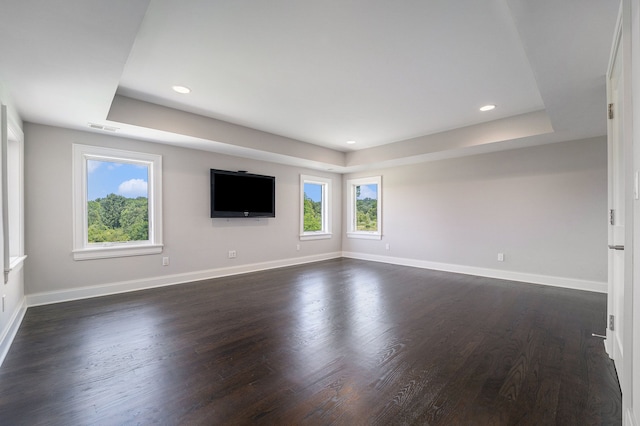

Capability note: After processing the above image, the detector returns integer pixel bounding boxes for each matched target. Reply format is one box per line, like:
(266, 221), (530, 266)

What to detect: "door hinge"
(609, 314), (615, 331)
(610, 209), (615, 225)
(609, 103), (614, 120)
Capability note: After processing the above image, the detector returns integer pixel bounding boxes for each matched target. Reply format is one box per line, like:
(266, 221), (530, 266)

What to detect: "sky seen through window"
(87, 160), (149, 200)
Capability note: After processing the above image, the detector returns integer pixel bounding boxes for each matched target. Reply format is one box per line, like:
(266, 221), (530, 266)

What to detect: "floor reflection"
(292, 269), (391, 375)
(68, 304), (175, 421)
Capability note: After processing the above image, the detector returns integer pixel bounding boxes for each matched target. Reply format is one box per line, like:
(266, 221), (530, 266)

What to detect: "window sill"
(300, 232), (332, 241)
(73, 244), (163, 261)
(347, 232), (382, 240)
(4, 256), (27, 283)
(9, 255), (27, 270)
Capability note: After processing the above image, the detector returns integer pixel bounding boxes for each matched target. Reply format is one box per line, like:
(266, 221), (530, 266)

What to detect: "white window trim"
(2, 105), (27, 282)
(6, 131), (26, 272)
(300, 174), (332, 240)
(72, 144), (163, 260)
(347, 176), (382, 240)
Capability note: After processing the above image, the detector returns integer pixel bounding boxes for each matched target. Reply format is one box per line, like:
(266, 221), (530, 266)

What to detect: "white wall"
(343, 136), (608, 290)
(24, 124), (342, 301)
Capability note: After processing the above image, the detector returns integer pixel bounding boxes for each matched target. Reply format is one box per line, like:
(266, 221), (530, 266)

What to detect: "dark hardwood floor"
(0, 258), (621, 425)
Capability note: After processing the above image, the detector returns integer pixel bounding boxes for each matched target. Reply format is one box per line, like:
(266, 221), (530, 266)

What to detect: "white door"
(607, 28), (626, 382)
(606, 21), (637, 414)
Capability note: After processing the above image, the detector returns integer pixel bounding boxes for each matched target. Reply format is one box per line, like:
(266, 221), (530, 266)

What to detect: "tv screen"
(210, 169), (275, 218)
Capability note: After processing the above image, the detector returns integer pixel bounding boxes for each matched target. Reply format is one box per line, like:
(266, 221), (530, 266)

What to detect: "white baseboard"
(341, 252), (607, 293)
(27, 251), (606, 307)
(26, 252), (342, 307)
(7, 251), (608, 363)
(0, 297), (27, 367)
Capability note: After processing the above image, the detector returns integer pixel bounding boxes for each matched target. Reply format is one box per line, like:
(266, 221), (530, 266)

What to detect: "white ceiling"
(0, 0), (620, 172)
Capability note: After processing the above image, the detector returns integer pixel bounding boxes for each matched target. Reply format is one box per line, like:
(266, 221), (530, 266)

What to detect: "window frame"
(6, 124), (25, 269)
(72, 144), (163, 260)
(299, 174), (332, 240)
(346, 176), (382, 240)
(1, 105), (27, 282)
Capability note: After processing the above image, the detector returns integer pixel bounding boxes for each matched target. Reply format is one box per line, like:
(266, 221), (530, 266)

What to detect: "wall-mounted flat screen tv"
(210, 169), (276, 218)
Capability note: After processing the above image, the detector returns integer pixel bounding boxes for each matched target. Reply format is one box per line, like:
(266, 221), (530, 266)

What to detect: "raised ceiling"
(0, 0), (620, 172)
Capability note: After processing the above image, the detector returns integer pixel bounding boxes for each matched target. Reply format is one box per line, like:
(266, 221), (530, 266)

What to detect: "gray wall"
(343, 136), (608, 283)
(24, 123), (607, 297)
(24, 124), (342, 295)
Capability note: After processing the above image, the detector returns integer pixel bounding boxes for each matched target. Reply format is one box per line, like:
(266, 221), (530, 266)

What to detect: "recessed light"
(172, 85), (191, 94)
(480, 104), (496, 112)
(346, 140), (356, 145)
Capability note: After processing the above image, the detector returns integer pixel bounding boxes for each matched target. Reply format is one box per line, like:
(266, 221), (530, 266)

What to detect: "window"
(6, 129), (24, 267)
(1, 104), (26, 281)
(72, 144), (163, 260)
(300, 175), (331, 240)
(347, 176), (382, 240)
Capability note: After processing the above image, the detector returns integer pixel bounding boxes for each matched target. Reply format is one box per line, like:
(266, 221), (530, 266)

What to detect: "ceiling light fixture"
(172, 85), (191, 94)
(346, 140), (356, 145)
(480, 104), (496, 112)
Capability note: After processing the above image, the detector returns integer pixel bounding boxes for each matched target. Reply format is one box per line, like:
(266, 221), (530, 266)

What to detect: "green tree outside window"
(303, 182), (323, 231)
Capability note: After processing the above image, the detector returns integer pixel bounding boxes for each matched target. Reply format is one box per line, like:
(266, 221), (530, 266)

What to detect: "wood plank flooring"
(0, 258), (621, 425)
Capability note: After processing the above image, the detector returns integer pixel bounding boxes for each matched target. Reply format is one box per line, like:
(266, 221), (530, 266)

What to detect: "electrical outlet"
(385, 243), (390, 250)
(497, 253), (505, 262)
(228, 250), (237, 259)
(296, 244), (300, 251)
(162, 257), (169, 266)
